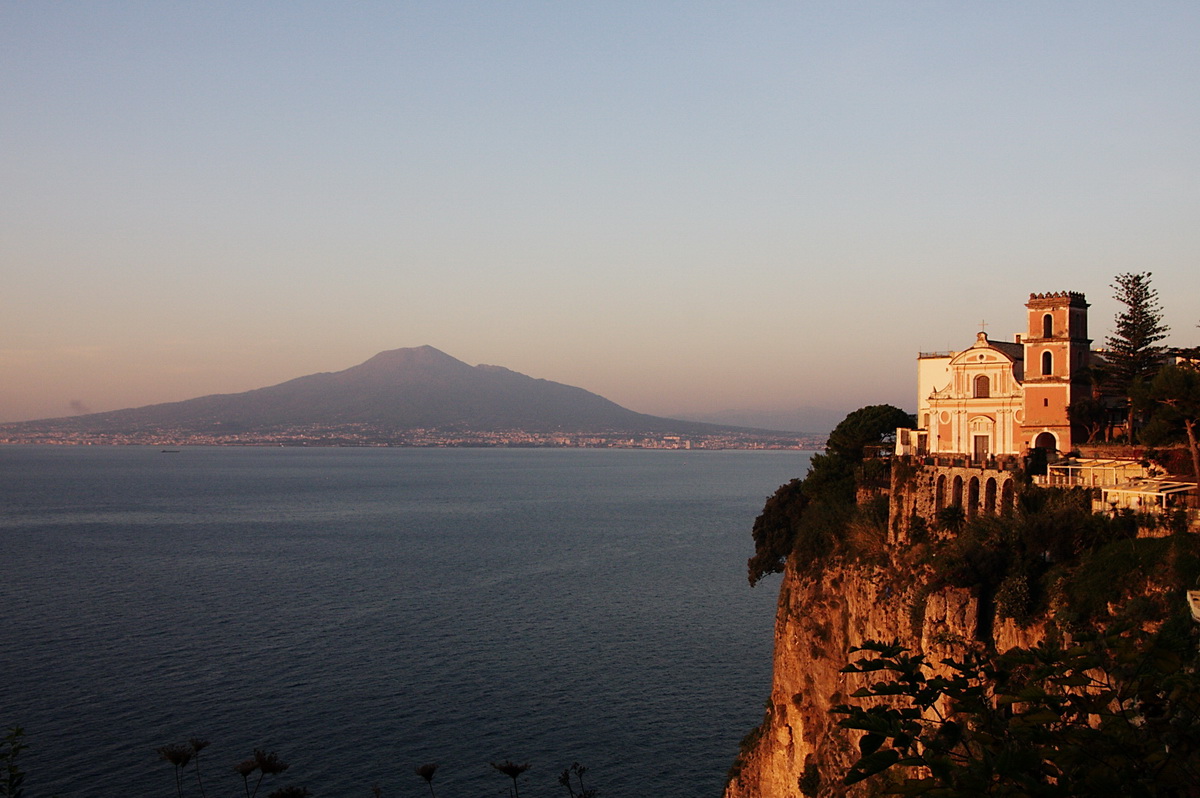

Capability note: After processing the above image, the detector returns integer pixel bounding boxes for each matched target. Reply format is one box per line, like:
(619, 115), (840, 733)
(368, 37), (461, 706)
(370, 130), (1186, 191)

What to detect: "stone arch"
(1001, 478), (1016, 514)
(984, 477), (997, 514)
(935, 474), (946, 511)
(967, 476), (980, 520)
(1034, 431), (1057, 452)
(952, 475), (964, 508)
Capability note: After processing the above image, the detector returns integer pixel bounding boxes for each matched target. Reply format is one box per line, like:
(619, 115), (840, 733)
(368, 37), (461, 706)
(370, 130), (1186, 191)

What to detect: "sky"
(3, 2), (1199, 427)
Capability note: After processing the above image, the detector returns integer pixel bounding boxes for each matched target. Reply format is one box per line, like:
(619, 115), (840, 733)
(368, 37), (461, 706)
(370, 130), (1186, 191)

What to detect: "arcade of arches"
(888, 464), (1020, 543)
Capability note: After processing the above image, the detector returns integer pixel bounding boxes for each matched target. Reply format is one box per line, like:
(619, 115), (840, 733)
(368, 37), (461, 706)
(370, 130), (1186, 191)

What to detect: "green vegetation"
(828, 482), (1200, 795)
(557, 762), (596, 798)
(1104, 272), (1170, 438)
(155, 742), (304, 798)
(911, 486), (1200, 633)
(3, 732), (594, 798)
(1145, 364), (1200, 489)
(1068, 271), (1199, 453)
(1, 727), (26, 798)
(747, 405), (913, 586)
(835, 625), (1200, 796)
(414, 762), (438, 797)
(491, 760), (531, 798)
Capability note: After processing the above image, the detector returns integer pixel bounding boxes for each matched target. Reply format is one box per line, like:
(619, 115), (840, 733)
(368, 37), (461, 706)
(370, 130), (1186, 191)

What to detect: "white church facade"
(897, 291), (1092, 461)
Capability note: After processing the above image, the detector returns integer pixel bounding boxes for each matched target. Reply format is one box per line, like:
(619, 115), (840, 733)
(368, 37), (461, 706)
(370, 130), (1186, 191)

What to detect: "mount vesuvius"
(3, 346), (772, 441)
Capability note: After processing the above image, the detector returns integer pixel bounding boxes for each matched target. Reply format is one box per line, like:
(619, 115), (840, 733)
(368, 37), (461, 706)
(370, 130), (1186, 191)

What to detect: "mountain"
(4, 346), (754, 439)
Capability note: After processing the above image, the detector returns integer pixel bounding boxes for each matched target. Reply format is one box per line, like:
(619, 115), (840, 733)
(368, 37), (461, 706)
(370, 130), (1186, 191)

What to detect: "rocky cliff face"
(724, 543), (1049, 798)
(725, 394), (1200, 798)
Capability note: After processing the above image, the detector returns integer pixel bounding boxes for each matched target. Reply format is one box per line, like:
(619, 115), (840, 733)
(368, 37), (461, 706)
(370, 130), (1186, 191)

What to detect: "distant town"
(0, 423), (825, 450)
(0, 346), (832, 450)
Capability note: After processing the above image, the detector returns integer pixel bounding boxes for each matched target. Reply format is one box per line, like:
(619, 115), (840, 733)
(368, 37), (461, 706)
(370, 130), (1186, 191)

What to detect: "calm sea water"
(0, 446), (810, 798)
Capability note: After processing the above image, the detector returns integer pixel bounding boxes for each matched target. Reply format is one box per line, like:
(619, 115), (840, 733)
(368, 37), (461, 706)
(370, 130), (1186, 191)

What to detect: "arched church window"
(1042, 351), (1053, 376)
(973, 375), (990, 398)
(1043, 313), (1053, 338)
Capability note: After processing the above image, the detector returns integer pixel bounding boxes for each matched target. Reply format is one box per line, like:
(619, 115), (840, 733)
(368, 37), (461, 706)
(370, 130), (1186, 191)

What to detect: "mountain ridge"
(2, 346), (793, 441)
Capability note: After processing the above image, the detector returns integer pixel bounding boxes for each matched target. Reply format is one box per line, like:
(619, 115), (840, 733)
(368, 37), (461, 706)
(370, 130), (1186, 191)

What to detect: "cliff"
(720, 542), (964, 792)
(726, 459), (1199, 798)
(725, 547), (1041, 798)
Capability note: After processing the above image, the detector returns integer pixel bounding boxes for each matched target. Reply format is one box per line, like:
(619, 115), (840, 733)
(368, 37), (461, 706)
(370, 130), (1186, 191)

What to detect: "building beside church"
(897, 291), (1091, 461)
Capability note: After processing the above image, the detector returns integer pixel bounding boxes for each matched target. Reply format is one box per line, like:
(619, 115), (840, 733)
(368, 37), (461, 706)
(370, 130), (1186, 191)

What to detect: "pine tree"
(1105, 272), (1169, 438)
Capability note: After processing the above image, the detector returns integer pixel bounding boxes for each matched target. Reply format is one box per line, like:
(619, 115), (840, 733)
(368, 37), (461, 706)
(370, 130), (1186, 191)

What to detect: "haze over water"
(0, 446), (811, 797)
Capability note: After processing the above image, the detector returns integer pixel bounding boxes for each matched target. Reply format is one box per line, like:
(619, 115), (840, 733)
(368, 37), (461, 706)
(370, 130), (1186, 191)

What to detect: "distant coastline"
(0, 425), (826, 449)
(0, 346), (831, 449)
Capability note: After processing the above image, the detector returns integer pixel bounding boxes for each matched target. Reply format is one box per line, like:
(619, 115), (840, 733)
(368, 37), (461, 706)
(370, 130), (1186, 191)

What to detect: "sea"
(0, 445), (812, 798)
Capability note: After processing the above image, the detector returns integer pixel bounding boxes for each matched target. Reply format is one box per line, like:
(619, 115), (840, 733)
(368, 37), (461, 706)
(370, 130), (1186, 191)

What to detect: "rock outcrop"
(725, 459), (1192, 798)
(725, 544), (988, 798)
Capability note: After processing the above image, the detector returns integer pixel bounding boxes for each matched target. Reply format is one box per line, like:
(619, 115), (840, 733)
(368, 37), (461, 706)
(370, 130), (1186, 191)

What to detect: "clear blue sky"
(3, 2), (1198, 425)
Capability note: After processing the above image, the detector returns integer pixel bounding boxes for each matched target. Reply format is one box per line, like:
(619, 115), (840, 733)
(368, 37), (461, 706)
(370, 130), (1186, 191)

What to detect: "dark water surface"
(0, 446), (810, 797)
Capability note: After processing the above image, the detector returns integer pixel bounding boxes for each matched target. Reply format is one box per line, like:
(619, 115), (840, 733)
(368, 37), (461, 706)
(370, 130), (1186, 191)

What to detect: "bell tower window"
(1042, 313), (1053, 338)
(1042, 351), (1053, 376)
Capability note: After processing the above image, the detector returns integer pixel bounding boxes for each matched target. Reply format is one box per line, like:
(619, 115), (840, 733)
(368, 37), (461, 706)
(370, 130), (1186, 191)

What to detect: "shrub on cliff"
(748, 478), (810, 585)
(834, 623), (1200, 796)
(835, 506), (1200, 795)
(747, 405), (912, 586)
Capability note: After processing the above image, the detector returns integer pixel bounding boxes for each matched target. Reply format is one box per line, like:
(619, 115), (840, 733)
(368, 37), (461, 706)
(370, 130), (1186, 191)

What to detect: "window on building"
(1042, 350), (1053, 376)
(1043, 313), (1053, 338)
(973, 374), (990, 398)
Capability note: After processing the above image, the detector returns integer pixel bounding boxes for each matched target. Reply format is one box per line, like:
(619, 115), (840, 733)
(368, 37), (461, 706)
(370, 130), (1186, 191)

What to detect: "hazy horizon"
(1, 343), (847, 433)
(3, 3), (1198, 424)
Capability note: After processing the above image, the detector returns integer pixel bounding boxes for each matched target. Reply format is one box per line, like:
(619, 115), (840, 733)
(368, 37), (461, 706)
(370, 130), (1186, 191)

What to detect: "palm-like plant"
(234, 749), (290, 798)
(188, 738), (210, 797)
(558, 762), (596, 797)
(156, 744), (192, 798)
(414, 762), (438, 797)
(490, 760), (530, 798)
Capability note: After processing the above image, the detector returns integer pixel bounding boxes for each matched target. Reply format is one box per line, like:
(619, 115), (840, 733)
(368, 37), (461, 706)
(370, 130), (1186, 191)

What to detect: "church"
(890, 290), (1197, 531)
(897, 291), (1092, 461)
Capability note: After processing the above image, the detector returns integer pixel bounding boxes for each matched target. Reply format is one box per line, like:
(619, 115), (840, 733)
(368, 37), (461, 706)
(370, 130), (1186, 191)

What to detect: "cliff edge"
(726, 454), (1199, 798)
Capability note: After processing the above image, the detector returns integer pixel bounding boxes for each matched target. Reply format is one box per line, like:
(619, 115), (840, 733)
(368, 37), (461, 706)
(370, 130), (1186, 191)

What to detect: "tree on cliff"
(832, 516), (1200, 796)
(834, 627), (1200, 797)
(1105, 272), (1170, 438)
(1147, 363), (1200, 493)
(748, 404), (913, 586)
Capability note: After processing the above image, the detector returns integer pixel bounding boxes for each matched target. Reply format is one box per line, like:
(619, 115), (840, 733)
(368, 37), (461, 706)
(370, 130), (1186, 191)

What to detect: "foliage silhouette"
(415, 762), (438, 797)
(558, 761), (597, 797)
(748, 404), (912, 585)
(491, 759), (531, 798)
(1, 727), (26, 798)
(1105, 272), (1169, 437)
(1147, 364), (1200, 491)
(834, 627), (1200, 796)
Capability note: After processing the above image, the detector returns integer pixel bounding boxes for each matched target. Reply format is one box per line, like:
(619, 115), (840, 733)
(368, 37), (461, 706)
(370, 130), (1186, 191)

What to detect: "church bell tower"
(1021, 291), (1091, 452)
